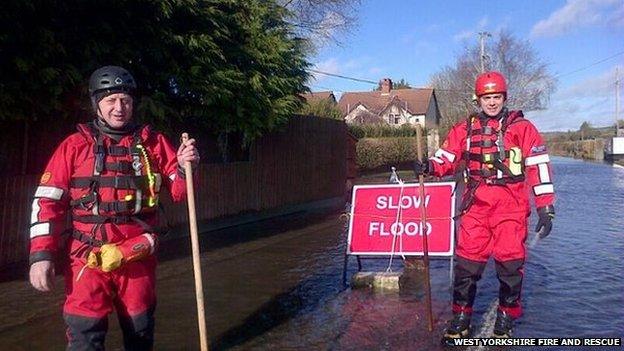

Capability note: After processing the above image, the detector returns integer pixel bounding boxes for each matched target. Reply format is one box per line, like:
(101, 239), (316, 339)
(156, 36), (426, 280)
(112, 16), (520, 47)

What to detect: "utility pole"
(478, 31), (491, 73)
(616, 67), (621, 136)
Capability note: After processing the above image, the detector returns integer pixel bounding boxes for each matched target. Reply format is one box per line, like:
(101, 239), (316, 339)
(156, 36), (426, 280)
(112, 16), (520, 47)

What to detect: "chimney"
(379, 78), (393, 95)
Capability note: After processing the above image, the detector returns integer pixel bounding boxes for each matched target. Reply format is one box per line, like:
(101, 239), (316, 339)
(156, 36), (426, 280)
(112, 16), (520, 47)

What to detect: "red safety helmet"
(475, 71), (507, 97)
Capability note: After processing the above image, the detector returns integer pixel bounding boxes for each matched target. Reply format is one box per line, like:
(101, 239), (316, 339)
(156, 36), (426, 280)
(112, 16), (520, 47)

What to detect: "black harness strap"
(470, 139), (495, 148)
(104, 161), (134, 173)
(468, 150), (512, 163)
(72, 198), (154, 213)
(70, 175), (147, 190)
(71, 230), (105, 247)
(469, 125), (495, 136)
(469, 169), (496, 177)
(109, 145), (129, 156)
(72, 213), (155, 224)
(98, 199), (154, 213)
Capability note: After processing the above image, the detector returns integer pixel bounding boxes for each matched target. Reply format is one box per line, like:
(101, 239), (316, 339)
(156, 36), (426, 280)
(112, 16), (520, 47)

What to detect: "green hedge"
(348, 124), (420, 138)
(357, 137), (418, 171)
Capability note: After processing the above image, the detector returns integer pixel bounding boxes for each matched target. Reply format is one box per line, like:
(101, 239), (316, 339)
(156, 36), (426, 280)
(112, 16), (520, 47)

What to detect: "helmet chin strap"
(95, 116), (136, 135)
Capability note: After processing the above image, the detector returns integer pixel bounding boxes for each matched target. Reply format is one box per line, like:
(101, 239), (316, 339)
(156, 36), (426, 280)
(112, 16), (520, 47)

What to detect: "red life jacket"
(463, 110), (527, 186)
(69, 122), (164, 246)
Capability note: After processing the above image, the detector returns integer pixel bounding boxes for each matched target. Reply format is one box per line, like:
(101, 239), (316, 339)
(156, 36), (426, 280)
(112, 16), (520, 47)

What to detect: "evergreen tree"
(0, 0), (309, 142)
(299, 99), (342, 119)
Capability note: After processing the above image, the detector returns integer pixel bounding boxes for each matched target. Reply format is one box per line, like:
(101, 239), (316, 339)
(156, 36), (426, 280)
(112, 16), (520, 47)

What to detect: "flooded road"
(1, 156), (623, 350)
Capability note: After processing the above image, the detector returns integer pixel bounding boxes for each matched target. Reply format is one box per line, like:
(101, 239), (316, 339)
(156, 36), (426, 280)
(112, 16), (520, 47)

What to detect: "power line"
(308, 69), (447, 91)
(555, 50), (624, 79)
(310, 84), (346, 93)
(308, 69), (378, 85)
(309, 49), (624, 93)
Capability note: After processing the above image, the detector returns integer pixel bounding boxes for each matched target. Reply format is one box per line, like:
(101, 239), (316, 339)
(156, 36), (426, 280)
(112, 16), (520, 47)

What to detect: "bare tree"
(431, 30), (557, 134)
(278, 0), (361, 50)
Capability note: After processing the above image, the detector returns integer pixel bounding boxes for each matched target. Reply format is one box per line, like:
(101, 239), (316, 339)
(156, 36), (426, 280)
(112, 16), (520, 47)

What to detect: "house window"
(388, 114), (401, 125)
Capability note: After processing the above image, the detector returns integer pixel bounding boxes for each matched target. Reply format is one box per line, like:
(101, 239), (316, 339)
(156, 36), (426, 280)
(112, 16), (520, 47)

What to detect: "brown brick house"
(337, 78), (441, 131)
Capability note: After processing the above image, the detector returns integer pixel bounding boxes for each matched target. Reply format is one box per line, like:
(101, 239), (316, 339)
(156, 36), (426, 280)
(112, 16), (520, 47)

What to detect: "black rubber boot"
(441, 312), (471, 346)
(492, 310), (514, 338)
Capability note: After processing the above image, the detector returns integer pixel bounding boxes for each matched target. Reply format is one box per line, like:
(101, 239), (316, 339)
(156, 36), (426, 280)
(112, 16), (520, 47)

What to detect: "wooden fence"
(0, 116), (348, 269)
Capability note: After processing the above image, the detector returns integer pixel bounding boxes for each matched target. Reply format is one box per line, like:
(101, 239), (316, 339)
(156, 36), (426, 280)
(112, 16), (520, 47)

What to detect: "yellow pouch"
(86, 244), (124, 272)
(86, 251), (101, 269)
(99, 244), (124, 272)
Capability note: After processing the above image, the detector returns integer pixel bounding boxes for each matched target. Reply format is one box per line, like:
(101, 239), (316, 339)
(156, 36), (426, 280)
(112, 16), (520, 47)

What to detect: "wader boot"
(441, 312), (471, 345)
(492, 310), (514, 338)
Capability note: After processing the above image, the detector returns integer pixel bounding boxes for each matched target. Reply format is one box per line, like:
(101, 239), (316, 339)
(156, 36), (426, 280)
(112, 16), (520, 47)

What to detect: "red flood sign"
(347, 182), (456, 256)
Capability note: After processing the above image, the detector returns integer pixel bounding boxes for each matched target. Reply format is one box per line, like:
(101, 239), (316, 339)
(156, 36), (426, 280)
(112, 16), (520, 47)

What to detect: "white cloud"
(453, 16), (489, 42)
(309, 57), (381, 91)
(609, 3), (624, 27)
(343, 59), (360, 71)
(477, 17), (489, 29)
(530, 0), (622, 38)
(525, 65), (622, 131)
(425, 23), (442, 33)
(453, 30), (474, 42)
(368, 67), (383, 75)
(310, 58), (341, 83)
(559, 66), (621, 99)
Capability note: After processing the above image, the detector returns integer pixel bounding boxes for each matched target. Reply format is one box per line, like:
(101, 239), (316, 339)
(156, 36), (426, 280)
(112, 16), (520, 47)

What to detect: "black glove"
(413, 159), (430, 177)
(535, 205), (555, 238)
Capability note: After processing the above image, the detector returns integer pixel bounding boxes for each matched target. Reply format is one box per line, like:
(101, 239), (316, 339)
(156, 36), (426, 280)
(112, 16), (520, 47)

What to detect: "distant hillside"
(543, 125), (618, 143)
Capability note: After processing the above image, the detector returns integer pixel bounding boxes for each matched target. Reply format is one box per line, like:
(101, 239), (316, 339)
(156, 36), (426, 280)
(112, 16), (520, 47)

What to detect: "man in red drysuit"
(28, 65), (200, 350)
(414, 71), (555, 342)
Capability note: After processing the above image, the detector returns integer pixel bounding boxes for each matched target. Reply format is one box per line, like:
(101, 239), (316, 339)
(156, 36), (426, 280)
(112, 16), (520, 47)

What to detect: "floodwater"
(1, 156), (623, 350)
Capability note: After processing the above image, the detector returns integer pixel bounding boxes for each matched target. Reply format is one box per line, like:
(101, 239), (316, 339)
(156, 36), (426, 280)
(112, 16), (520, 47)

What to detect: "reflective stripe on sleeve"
(34, 186), (64, 200)
(533, 183), (554, 196)
(525, 154), (550, 166)
(30, 222), (50, 238)
(31, 199), (41, 225)
(434, 148), (456, 163)
(538, 163), (551, 183)
(142, 233), (156, 255)
(430, 156), (444, 164)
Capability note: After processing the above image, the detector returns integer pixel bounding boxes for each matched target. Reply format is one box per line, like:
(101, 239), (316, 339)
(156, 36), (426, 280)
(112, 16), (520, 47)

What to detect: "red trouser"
(453, 207), (528, 319)
(63, 255), (156, 350)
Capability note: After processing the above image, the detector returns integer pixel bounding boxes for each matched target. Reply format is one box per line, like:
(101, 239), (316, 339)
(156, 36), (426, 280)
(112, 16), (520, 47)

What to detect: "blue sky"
(308, 0), (624, 132)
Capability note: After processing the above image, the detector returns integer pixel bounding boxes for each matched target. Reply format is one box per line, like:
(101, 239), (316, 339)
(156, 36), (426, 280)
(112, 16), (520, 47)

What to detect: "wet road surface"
(2, 157), (623, 350)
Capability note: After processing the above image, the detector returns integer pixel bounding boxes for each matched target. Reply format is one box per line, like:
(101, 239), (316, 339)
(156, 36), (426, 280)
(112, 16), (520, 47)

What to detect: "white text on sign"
(369, 222), (432, 236)
(375, 195), (430, 210)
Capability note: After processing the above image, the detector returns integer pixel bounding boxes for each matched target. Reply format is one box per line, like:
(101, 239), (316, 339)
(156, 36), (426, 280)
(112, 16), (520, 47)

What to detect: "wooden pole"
(416, 126), (434, 332)
(182, 133), (209, 351)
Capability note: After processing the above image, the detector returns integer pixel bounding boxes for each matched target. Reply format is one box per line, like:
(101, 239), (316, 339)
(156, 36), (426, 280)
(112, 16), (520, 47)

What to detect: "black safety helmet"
(88, 65), (137, 112)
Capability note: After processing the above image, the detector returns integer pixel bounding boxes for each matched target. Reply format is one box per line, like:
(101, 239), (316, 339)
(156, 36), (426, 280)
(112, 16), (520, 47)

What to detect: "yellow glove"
(85, 234), (156, 273)
(86, 244), (124, 272)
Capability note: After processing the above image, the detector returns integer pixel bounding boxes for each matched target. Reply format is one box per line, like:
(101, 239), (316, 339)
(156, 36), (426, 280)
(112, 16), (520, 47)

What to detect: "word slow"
(375, 195), (430, 210)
